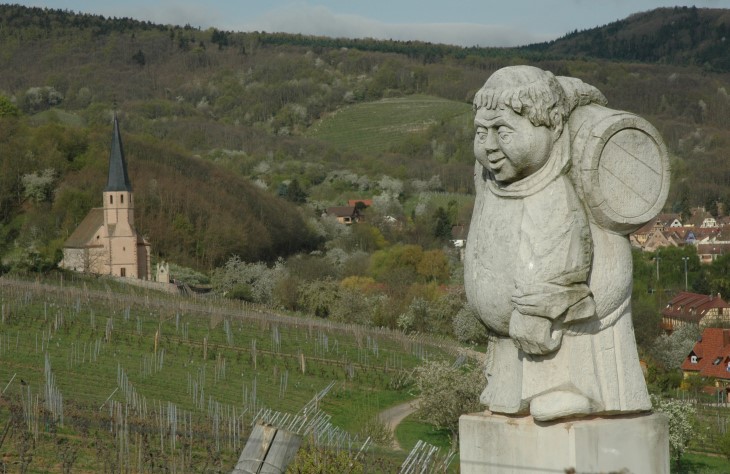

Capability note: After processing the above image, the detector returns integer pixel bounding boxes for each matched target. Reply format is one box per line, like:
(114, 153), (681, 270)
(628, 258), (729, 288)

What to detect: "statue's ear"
(550, 108), (563, 140)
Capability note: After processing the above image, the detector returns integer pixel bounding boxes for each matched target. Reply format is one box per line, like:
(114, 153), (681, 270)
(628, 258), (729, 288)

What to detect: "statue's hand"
(509, 310), (562, 355)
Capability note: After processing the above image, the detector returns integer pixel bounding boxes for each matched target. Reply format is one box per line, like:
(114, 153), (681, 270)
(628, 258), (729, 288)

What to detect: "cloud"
(233, 4), (550, 47)
(96, 1), (223, 28)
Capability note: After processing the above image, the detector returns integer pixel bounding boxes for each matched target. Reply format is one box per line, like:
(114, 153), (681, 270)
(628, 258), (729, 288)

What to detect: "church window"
(110, 195), (113, 204)
(121, 194), (124, 204)
(120, 268), (126, 277)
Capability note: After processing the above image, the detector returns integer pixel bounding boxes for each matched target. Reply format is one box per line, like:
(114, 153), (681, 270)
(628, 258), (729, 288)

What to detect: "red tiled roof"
(697, 243), (730, 256)
(682, 328), (730, 379)
(632, 218), (658, 236)
(661, 291), (730, 324)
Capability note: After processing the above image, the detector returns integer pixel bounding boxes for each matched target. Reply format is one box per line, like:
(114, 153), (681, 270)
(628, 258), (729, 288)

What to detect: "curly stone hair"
(473, 65), (607, 130)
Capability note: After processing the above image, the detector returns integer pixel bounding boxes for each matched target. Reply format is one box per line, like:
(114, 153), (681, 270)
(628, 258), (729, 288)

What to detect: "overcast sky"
(8, 1), (728, 47)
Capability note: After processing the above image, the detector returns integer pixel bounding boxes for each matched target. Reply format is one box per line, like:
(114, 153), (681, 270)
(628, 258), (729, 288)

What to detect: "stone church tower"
(60, 114), (151, 279)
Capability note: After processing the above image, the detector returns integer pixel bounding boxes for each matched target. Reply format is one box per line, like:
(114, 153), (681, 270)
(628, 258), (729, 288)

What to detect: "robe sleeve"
(511, 176), (595, 324)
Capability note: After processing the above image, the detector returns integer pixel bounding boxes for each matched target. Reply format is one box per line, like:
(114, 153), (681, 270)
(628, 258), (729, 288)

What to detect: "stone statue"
(464, 65), (670, 421)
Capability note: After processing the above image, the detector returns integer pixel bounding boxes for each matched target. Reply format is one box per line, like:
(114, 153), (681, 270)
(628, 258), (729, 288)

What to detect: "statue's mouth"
(488, 154), (505, 167)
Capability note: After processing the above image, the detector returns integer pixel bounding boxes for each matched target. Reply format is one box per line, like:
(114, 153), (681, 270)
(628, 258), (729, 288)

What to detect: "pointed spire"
(105, 112), (132, 192)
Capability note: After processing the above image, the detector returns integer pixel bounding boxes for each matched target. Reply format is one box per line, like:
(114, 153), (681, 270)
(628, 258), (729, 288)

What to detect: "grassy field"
(673, 453), (730, 473)
(305, 95), (471, 156)
(0, 274), (459, 472)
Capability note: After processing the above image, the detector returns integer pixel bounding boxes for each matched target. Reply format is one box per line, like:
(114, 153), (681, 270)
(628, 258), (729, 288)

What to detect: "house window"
(713, 357), (722, 365)
(110, 195), (113, 204)
(691, 355), (698, 364)
(120, 268), (126, 277)
(120, 194), (124, 204)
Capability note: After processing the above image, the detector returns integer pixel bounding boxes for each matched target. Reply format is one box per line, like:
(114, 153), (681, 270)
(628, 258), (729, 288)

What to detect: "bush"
(227, 283), (254, 301)
(411, 359), (485, 444)
(651, 394), (701, 468)
(452, 305), (487, 344)
(286, 444), (364, 474)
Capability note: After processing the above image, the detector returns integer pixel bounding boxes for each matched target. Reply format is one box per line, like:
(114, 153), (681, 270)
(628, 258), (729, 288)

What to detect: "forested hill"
(0, 4), (729, 273)
(523, 6), (730, 72)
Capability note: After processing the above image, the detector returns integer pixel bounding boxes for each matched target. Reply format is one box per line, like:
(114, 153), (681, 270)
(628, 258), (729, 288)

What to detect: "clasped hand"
(508, 309), (562, 355)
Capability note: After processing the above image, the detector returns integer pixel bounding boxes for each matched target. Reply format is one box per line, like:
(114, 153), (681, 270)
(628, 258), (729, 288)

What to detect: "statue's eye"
(476, 131), (488, 142)
(498, 130), (511, 143)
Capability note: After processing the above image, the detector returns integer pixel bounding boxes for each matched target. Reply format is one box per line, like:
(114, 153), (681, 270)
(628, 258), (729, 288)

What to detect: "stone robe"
(464, 127), (651, 417)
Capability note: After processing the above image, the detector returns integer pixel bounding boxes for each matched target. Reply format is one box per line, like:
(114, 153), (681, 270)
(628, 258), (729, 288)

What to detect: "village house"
(59, 114), (152, 279)
(681, 328), (730, 401)
(324, 206), (360, 225)
(630, 209), (730, 261)
(630, 213), (682, 250)
(697, 243), (730, 264)
(661, 291), (730, 331)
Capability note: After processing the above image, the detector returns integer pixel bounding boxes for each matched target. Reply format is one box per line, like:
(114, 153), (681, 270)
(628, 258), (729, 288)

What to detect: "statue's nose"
(483, 129), (500, 151)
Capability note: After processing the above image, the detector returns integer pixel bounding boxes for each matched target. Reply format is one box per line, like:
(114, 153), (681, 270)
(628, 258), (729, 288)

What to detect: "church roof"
(64, 208), (104, 248)
(105, 114), (132, 192)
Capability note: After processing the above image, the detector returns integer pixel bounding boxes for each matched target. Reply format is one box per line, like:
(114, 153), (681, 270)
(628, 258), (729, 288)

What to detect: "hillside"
(524, 6), (730, 72)
(0, 4), (729, 274)
(0, 113), (320, 271)
(0, 275), (460, 471)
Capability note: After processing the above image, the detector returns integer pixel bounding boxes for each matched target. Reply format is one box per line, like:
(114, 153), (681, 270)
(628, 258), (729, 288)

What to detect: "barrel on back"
(568, 104), (670, 235)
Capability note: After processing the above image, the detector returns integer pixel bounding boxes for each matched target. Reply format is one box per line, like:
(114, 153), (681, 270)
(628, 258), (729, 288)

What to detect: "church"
(60, 114), (152, 279)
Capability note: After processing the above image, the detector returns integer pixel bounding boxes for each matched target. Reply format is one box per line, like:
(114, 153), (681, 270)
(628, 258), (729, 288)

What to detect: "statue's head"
(474, 65), (569, 130)
(472, 66), (568, 185)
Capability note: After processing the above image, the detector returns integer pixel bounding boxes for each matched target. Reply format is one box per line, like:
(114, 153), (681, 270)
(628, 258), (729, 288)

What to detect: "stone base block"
(459, 411), (668, 473)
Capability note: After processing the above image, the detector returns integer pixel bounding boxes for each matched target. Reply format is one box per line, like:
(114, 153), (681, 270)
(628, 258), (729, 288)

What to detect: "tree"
(412, 359), (485, 446)
(651, 395), (700, 469)
(416, 249), (450, 283)
(132, 49), (145, 66)
(650, 323), (701, 370)
(632, 292), (662, 349)
(211, 255), (287, 304)
(285, 179), (307, 203)
(297, 279), (340, 318)
(21, 168), (56, 203)
(453, 305), (487, 344)
(368, 244), (423, 283)
(432, 206), (451, 239)
(0, 95), (20, 117)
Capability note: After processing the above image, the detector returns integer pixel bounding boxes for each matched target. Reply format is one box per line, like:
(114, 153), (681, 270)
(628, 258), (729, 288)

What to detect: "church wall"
(109, 235), (139, 278)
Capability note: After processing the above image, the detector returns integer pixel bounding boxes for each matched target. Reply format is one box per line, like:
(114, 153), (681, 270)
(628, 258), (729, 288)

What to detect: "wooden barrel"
(568, 104), (670, 234)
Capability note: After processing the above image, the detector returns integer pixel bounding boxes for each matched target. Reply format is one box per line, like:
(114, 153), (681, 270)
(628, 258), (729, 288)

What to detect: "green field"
(306, 95), (471, 156)
(0, 275), (458, 472)
(673, 453), (730, 473)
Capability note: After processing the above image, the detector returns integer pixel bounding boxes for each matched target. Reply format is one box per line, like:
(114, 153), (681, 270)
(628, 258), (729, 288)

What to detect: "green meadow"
(306, 95), (471, 156)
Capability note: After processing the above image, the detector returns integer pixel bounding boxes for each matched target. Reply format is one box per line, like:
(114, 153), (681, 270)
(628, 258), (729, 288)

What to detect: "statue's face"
(474, 106), (555, 185)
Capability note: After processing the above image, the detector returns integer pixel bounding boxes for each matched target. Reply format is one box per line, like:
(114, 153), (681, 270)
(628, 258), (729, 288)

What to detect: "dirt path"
(377, 399), (420, 450)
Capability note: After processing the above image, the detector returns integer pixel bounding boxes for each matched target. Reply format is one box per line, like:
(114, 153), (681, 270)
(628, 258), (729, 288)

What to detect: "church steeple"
(105, 113), (132, 192)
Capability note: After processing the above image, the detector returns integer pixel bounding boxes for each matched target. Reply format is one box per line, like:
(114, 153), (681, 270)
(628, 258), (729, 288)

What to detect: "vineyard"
(0, 275), (460, 472)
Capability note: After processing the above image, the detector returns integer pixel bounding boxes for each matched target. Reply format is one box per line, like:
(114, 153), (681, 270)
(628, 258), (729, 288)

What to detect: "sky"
(8, 1), (729, 47)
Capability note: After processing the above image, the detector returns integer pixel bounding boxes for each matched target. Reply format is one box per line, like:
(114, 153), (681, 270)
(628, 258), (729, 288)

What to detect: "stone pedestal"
(459, 411), (669, 473)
